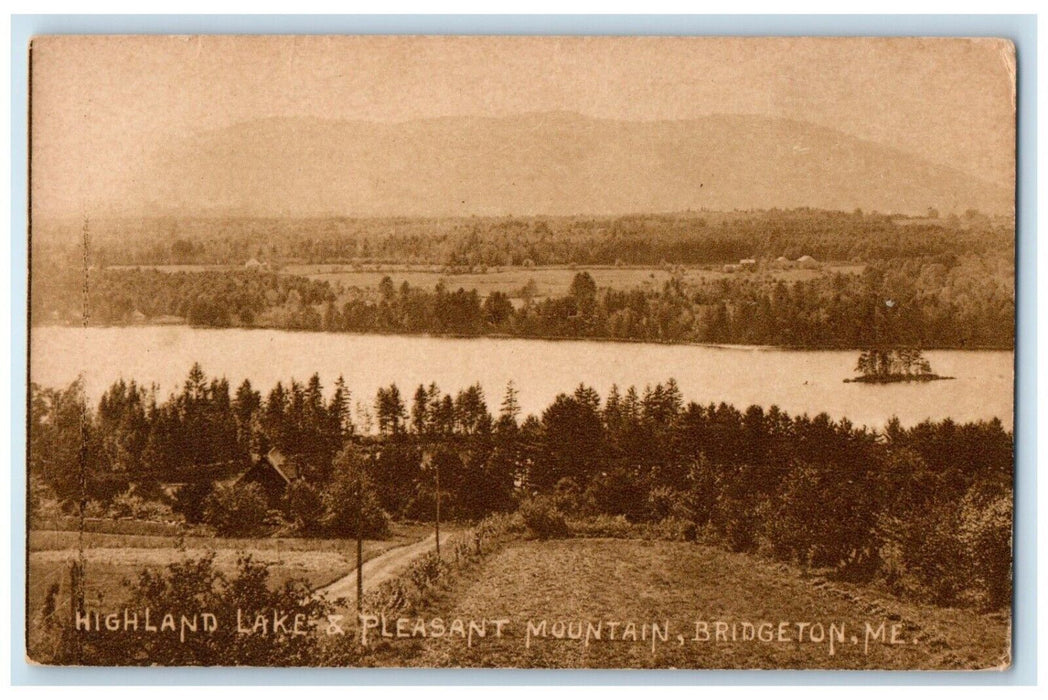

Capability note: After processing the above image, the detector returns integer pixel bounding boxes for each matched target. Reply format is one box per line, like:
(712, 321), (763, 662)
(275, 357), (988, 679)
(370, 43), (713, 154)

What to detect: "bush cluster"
(202, 483), (271, 537)
(519, 496), (570, 540)
(33, 554), (331, 665)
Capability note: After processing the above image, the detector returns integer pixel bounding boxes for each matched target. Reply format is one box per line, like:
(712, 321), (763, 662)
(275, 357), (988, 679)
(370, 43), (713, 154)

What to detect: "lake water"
(30, 326), (1014, 430)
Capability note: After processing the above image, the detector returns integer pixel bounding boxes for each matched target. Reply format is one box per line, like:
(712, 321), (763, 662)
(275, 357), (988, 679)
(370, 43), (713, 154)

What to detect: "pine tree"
(329, 375), (353, 437)
(375, 384), (407, 435)
(500, 380), (521, 422)
(411, 384), (430, 435)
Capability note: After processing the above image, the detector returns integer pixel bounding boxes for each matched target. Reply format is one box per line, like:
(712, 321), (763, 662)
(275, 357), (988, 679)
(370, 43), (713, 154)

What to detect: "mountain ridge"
(106, 111), (1012, 218)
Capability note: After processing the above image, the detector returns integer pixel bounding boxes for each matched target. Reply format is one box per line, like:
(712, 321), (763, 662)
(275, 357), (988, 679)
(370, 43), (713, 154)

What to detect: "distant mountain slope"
(116, 112), (1012, 217)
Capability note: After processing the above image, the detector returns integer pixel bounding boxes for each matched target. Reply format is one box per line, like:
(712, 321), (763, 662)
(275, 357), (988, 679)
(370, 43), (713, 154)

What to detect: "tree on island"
(853, 348), (936, 382)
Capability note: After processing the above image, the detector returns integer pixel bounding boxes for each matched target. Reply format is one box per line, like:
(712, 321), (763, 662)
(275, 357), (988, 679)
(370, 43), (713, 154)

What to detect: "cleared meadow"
(283, 263), (865, 300)
(391, 538), (1008, 670)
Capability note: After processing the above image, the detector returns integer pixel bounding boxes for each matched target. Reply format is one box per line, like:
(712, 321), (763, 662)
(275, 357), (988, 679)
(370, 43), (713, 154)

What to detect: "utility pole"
(73, 216), (90, 663)
(434, 455), (441, 561)
(355, 468), (363, 614)
(356, 485), (363, 615)
(422, 449), (441, 560)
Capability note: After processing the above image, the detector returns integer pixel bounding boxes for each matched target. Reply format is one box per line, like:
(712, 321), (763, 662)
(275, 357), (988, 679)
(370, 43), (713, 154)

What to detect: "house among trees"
(236, 447), (294, 502)
(244, 258), (267, 271)
(130, 309), (148, 324)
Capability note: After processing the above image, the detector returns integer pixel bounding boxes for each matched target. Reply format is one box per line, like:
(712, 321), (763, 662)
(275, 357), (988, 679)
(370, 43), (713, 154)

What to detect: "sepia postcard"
(26, 35), (1016, 669)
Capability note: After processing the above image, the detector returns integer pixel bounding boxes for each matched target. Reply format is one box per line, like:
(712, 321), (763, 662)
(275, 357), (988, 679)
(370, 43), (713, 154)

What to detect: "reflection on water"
(31, 326), (1014, 430)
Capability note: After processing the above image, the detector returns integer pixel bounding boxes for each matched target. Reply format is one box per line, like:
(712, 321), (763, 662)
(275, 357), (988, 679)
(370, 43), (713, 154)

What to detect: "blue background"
(9, 13), (1038, 686)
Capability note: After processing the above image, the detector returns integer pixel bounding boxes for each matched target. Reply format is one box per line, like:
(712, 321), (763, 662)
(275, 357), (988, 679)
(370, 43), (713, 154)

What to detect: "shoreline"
(843, 374), (956, 384)
(28, 322), (1016, 354)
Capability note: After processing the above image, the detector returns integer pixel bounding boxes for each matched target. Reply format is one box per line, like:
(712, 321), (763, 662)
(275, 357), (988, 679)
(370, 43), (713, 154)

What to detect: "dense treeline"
(32, 254), (1013, 348)
(331, 257), (1011, 348)
(31, 367), (1012, 609)
(34, 208), (1013, 268)
(32, 208), (1015, 348)
(32, 268), (334, 328)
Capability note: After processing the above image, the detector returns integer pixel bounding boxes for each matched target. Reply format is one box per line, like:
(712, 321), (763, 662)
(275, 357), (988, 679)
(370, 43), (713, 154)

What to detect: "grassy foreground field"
(380, 538), (1008, 670)
(26, 523), (431, 632)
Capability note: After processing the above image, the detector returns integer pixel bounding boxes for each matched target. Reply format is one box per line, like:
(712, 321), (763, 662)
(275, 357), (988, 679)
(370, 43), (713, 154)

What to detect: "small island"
(845, 348), (954, 384)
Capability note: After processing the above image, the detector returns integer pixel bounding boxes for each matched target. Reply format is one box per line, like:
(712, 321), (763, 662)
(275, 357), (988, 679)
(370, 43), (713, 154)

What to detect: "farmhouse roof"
(266, 447), (295, 482)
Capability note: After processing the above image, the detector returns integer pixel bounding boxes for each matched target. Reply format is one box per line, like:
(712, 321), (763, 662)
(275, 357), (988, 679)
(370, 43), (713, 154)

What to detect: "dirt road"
(315, 530), (452, 606)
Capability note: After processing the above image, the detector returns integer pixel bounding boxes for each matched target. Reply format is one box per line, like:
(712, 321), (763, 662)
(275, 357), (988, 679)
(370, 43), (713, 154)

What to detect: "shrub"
(362, 550), (451, 618)
(475, 511), (525, 541)
(765, 460), (878, 574)
(581, 467), (647, 520)
(567, 514), (696, 541)
(646, 486), (695, 523)
(709, 492), (763, 553)
(28, 475), (63, 521)
(108, 488), (174, 521)
(958, 485), (1013, 610)
(552, 477), (583, 514)
(82, 499), (107, 518)
(131, 479), (172, 505)
(570, 513), (632, 538)
(35, 554), (331, 665)
(519, 495), (570, 539)
(408, 551), (449, 592)
(646, 516), (697, 542)
(203, 482), (269, 537)
(284, 479), (325, 534)
(364, 578), (410, 616)
(881, 501), (968, 606)
(172, 480), (214, 524)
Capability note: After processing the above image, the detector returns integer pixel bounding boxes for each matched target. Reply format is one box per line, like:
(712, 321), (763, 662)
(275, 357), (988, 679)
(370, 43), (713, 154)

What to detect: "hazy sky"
(31, 35), (1015, 218)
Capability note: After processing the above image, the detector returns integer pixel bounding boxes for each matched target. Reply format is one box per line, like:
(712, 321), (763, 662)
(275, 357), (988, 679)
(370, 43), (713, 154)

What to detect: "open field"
(27, 523), (433, 629)
(28, 524), (430, 554)
(283, 263), (866, 300)
(105, 262), (866, 301)
(387, 538), (1008, 670)
(105, 264), (235, 273)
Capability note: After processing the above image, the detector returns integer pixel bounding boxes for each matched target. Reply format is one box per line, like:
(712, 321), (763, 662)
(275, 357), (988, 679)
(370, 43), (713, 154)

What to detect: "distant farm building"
(130, 309), (148, 324)
(244, 258), (269, 271)
(724, 258), (757, 273)
(237, 448), (295, 502)
(797, 255), (820, 269)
